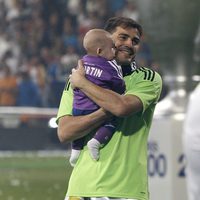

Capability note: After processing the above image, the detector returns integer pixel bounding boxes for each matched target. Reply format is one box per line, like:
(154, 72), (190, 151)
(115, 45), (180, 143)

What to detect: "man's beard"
(117, 46), (135, 56)
(116, 58), (132, 66)
(114, 46), (137, 76)
(115, 46), (135, 66)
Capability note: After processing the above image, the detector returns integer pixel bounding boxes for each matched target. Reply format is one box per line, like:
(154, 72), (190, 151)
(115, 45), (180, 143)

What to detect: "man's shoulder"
(127, 67), (162, 83)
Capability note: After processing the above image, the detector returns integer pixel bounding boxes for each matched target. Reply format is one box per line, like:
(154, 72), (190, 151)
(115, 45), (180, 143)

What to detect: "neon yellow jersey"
(57, 67), (162, 200)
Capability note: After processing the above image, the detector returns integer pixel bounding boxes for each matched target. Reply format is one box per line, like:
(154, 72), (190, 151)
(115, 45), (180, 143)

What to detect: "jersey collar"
(122, 61), (137, 77)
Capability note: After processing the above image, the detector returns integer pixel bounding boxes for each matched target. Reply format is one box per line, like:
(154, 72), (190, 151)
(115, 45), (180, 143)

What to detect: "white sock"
(87, 138), (101, 161)
(69, 149), (81, 167)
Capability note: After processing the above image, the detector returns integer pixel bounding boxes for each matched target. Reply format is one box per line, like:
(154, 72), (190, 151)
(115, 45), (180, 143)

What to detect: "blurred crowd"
(0, 0), (155, 108)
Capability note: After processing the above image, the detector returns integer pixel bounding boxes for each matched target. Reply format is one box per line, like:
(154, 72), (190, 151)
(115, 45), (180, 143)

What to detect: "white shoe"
(87, 138), (101, 161)
(69, 149), (81, 167)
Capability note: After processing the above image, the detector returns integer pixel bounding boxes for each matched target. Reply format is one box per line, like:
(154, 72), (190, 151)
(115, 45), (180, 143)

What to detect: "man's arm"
(70, 61), (143, 117)
(57, 108), (111, 143)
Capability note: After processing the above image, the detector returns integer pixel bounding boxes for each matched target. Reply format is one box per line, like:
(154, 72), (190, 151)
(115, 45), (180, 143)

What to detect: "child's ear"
(97, 48), (102, 55)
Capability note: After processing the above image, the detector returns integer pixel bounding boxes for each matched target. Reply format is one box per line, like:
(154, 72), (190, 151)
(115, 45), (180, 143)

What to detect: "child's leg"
(70, 138), (84, 167)
(94, 122), (116, 144)
(70, 109), (93, 166)
(87, 122), (116, 161)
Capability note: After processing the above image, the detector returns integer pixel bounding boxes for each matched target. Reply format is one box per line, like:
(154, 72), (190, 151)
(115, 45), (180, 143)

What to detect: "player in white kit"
(183, 83), (200, 200)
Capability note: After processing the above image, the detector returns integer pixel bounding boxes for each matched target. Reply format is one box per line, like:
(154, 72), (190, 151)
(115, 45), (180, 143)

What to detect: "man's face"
(111, 26), (140, 65)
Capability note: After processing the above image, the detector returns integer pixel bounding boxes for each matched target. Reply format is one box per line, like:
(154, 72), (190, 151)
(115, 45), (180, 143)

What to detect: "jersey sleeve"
(125, 67), (162, 113)
(56, 81), (73, 124)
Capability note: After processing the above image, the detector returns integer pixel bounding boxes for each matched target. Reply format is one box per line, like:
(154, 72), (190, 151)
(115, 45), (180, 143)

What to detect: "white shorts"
(64, 196), (138, 200)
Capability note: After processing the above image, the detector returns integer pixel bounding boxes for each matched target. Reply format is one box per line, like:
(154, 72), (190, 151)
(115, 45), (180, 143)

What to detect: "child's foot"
(69, 149), (81, 167)
(87, 138), (101, 161)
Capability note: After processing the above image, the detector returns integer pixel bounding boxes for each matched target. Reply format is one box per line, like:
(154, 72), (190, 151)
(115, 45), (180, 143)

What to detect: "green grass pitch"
(0, 152), (73, 200)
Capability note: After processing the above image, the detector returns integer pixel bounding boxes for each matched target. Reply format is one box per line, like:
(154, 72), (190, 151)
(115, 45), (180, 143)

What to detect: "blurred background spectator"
(0, 64), (17, 106)
(16, 70), (42, 107)
(0, 0), (199, 108)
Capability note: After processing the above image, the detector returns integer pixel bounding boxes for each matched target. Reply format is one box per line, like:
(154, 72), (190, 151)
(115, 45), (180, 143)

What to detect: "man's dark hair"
(104, 17), (143, 36)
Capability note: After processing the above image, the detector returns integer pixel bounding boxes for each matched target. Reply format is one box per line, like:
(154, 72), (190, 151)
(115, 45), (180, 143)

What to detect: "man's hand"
(69, 60), (86, 89)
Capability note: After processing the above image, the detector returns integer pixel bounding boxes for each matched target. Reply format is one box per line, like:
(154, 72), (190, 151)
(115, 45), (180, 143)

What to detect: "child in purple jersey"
(70, 29), (125, 166)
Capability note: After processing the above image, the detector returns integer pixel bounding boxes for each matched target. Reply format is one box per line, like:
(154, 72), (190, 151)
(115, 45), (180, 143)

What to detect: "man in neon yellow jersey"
(57, 17), (162, 200)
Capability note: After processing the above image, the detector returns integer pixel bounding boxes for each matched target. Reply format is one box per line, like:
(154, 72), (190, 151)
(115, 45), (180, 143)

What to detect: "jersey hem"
(67, 192), (148, 200)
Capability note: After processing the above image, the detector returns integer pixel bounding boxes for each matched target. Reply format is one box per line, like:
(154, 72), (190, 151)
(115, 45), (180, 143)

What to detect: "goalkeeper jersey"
(56, 67), (162, 200)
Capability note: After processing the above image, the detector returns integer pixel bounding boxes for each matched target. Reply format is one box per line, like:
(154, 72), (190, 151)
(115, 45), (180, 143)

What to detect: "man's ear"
(97, 48), (102, 55)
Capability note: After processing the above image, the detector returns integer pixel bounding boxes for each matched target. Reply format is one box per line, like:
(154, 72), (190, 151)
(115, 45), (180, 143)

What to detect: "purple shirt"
(73, 55), (125, 110)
